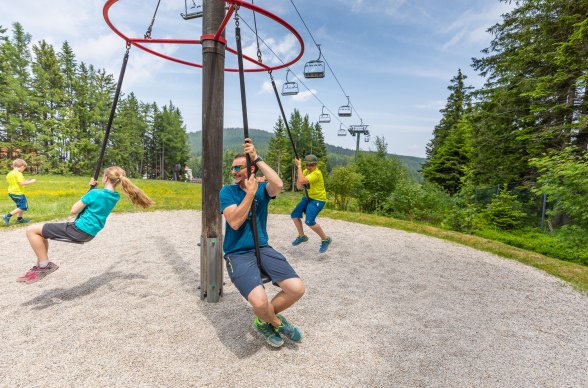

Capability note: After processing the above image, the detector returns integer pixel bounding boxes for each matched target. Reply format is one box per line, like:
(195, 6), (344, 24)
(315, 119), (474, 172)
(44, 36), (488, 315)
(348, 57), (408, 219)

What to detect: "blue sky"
(2, 0), (513, 157)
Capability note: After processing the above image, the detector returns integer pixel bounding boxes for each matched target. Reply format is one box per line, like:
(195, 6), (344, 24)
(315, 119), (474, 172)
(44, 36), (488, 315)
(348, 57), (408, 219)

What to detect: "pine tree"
(266, 117), (291, 189)
(2, 23), (34, 160)
(422, 69), (472, 188)
(424, 116), (473, 194)
(32, 40), (68, 172)
(471, 0), (588, 186)
(108, 93), (149, 177)
(0, 25), (10, 151)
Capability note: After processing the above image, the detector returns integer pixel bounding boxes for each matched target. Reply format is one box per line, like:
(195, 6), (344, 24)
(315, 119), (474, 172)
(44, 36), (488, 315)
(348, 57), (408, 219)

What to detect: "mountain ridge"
(187, 128), (424, 179)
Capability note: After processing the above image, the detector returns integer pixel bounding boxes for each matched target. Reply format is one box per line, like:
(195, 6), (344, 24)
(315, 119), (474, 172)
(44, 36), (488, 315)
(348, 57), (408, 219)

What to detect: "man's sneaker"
(319, 237), (332, 253)
(16, 218), (30, 224)
(2, 215), (9, 226)
(25, 262), (59, 284)
(252, 316), (284, 348)
(16, 266), (38, 282)
(292, 235), (309, 246)
(276, 314), (303, 342)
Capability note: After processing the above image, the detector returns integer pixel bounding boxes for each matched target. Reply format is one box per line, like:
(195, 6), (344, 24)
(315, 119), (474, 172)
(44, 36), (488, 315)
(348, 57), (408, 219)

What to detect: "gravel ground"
(1, 210), (587, 387)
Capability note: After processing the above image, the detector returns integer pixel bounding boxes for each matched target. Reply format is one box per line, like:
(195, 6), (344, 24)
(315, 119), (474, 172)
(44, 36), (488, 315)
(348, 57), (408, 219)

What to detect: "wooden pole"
(200, 0), (226, 302)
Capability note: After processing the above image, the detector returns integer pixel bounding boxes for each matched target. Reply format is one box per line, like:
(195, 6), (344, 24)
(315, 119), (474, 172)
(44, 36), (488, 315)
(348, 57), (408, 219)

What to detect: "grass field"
(1, 175), (587, 292)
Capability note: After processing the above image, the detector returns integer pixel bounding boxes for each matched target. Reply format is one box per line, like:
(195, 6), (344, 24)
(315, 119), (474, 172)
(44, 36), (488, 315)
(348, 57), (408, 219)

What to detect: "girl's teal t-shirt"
(74, 189), (120, 236)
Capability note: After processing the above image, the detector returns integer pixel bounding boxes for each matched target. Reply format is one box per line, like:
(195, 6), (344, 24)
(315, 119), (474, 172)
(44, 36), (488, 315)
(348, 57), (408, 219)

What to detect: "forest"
(0, 23), (190, 179)
(297, 0), (587, 264)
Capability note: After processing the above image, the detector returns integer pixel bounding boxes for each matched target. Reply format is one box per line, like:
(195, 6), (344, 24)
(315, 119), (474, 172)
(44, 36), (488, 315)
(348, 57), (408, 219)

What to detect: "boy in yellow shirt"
(291, 154), (332, 253)
(3, 159), (36, 225)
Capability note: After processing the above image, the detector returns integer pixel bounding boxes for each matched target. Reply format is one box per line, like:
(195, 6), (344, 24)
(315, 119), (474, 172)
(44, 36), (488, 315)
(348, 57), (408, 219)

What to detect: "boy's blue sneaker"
(276, 314), (303, 342)
(16, 218), (30, 224)
(319, 237), (332, 253)
(292, 235), (308, 246)
(2, 215), (9, 226)
(252, 317), (284, 348)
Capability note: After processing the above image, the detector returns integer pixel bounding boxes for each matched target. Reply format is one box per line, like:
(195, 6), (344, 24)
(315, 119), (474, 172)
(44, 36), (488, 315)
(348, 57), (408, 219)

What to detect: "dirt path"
(1, 210), (587, 387)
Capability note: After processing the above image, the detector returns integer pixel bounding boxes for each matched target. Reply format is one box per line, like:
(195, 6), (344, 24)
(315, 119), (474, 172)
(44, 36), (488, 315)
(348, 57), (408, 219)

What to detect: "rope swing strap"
(93, 0), (163, 185)
(235, 11), (271, 284)
(93, 42), (131, 184)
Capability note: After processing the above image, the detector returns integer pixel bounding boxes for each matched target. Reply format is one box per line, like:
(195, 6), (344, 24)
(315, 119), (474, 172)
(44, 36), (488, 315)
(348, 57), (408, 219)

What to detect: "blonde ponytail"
(103, 166), (155, 209)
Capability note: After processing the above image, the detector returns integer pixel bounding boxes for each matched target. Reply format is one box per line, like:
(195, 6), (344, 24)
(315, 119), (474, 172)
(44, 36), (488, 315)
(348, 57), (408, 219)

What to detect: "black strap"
(235, 21), (270, 284)
(76, 44), (130, 221)
(92, 43), (131, 185)
(269, 72), (309, 198)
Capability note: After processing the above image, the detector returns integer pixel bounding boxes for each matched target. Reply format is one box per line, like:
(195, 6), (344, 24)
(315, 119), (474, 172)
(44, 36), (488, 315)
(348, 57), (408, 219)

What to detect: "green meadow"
(2, 175), (587, 293)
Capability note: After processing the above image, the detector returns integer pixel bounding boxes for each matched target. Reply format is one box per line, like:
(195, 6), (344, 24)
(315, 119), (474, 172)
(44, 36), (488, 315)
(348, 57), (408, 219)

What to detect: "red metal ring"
(103, 0), (304, 72)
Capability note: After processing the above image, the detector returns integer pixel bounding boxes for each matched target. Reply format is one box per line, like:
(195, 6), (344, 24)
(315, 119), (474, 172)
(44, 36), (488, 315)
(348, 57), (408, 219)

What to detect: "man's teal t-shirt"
(220, 182), (271, 255)
(74, 189), (120, 236)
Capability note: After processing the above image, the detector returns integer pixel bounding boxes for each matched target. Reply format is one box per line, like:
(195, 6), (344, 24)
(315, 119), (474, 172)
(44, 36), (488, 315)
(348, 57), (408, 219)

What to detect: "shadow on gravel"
(156, 237), (266, 359)
(21, 264), (146, 310)
(156, 238), (199, 297)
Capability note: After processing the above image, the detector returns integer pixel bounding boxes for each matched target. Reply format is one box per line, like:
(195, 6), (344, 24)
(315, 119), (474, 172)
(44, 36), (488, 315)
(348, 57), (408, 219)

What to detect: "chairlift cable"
(289, 0), (319, 47)
(238, 16), (349, 131)
(288, 0), (363, 122)
(248, 2), (308, 198)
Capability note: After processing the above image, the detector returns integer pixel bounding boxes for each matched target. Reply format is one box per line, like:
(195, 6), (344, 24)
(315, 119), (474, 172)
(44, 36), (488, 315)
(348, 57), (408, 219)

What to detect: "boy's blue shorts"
(9, 194), (28, 211)
(224, 246), (299, 299)
(290, 196), (325, 226)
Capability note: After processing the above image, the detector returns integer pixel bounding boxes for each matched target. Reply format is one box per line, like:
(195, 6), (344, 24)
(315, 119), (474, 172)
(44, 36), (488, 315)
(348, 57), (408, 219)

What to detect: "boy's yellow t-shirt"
(303, 168), (327, 201)
(6, 170), (25, 195)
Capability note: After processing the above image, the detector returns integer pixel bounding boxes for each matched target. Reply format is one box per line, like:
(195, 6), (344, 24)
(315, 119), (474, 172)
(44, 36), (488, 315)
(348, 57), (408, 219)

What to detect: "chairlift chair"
(304, 61), (325, 78)
(281, 69), (299, 96)
(338, 123), (347, 136)
(338, 96), (352, 117)
(319, 106), (331, 123)
(304, 45), (325, 78)
(181, 0), (203, 20)
(364, 134), (370, 142)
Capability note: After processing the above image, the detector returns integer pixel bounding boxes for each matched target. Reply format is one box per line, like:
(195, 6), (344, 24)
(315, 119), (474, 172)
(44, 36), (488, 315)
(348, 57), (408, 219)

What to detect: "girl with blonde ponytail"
(104, 166), (154, 209)
(17, 166), (154, 284)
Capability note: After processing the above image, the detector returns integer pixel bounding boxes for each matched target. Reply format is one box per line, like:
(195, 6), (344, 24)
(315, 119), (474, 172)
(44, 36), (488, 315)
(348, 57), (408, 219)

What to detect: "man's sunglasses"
(231, 165), (248, 172)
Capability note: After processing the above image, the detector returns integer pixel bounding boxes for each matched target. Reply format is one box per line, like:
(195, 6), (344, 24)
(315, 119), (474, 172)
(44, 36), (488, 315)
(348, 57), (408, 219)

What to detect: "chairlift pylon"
(319, 106), (331, 123)
(304, 44), (325, 78)
(281, 69), (299, 96)
(338, 96), (352, 117)
(181, 0), (203, 20)
(338, 123), (347, 136)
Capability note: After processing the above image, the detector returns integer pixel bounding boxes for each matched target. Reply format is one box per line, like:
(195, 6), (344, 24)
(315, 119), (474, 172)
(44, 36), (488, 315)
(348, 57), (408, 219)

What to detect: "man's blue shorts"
(9, 194), (28, 211)
(224, 246), (299, 299)
(291, 196), (325, 227)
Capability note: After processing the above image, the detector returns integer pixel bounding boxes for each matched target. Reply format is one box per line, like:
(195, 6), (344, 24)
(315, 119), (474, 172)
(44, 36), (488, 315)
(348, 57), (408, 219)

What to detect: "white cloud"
(260, 80), (274, 95)
(368, 64), (455, 82)
(441, 2), (515, 51)
(334, 0), (406, 16)
(292, 89), (316, 102)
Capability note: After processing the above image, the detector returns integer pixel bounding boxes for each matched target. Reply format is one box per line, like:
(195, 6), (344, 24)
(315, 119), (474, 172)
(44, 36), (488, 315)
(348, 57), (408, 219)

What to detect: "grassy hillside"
(187, 128), (425, 179)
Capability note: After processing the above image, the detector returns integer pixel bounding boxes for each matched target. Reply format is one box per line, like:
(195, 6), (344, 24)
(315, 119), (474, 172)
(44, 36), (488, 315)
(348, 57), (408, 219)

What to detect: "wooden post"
(200, 0), (226, 302)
